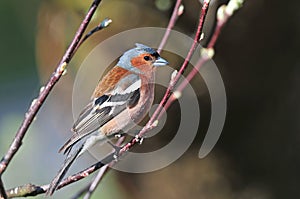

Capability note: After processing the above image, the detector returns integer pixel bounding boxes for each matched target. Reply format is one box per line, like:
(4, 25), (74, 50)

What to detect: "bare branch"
(157, 0), (183, 53)
(0, 178), (7, 199)
(82, 165), (109, 199)
(72, 138), (124, 199)
(161, 0), (244, 114)
(5, 184), (46, 198)
(0, 0), (105, 176)
(5, 153), (113, 198)
(74, 18), (112, 54)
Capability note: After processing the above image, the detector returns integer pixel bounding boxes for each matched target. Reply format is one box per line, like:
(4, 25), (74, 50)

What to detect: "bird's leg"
(106, 140), (122, 160)
(106, 131), (125, 160)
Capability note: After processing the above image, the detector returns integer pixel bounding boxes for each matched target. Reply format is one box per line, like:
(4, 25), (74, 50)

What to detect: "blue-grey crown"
(135, 43), (157, 55)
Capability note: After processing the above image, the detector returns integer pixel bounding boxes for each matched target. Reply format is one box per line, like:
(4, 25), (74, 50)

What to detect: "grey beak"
(153, 57), (169, 67)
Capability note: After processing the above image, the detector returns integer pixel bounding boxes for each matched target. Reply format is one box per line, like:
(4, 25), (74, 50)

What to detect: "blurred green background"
(0, 0), (299, 198)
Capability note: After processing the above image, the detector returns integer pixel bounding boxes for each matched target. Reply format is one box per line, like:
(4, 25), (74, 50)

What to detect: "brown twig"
(72, 138), (124, 199)
(160, 0), (244, 114)
(6, 184), (46, 198)
(81, 165), (109, 199)
(159, 51), (212, 117)
(5, 153), (113, 198)
(0, 0), (108, 198)
(0, 178), (7, 199)
(0, 0), (104, 176)
(73, 18), (112, 54)
(157, 0), (183, 53)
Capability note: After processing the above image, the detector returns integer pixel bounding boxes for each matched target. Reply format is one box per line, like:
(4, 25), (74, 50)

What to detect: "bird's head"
(117, 43), (169, 74)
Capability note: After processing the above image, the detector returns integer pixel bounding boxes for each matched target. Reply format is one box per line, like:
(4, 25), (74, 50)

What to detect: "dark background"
(0, 0), (299, 198)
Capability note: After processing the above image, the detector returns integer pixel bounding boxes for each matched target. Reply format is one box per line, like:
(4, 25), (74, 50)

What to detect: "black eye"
(144, 56), (151, 61)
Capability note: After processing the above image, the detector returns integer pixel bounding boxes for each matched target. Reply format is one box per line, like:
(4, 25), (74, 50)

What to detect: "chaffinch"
(47, 43), (169, 195)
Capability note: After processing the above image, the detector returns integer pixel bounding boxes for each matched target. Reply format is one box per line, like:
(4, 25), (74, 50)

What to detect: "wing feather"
(59, 72), (141, 154)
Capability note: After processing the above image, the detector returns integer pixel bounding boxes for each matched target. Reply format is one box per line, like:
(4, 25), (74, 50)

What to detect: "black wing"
(59, 74), (141, 154)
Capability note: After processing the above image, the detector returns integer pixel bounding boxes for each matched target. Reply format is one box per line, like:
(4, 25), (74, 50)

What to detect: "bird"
(46, 43), (169, 195)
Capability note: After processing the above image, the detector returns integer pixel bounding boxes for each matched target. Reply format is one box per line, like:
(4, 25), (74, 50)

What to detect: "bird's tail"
(46, 145), (83, 196)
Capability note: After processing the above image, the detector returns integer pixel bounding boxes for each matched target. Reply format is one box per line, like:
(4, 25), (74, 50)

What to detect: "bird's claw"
(115, 133), (123, 138)
(113, 154), (119, 161)
(135, 135), (144, 145)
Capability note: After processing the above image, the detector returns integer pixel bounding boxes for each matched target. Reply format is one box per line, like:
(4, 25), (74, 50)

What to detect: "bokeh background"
(0, 0), (299, 198)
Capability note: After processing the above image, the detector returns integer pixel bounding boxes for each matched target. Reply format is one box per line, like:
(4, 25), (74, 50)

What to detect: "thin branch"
(0, 0), (105, 176)
(82, 165), (109, 199)
(0, 178), (7, 199)
(5, 184), (46, 198)
(73, 18), (112, 54)
(159, 51), (212, 116)
(160, 0), (244, 114)
(69, 165), (109, 199)
(5, 153), (114, 198)
(157, 0), (183, 53)
(72, 138), (124, 199)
